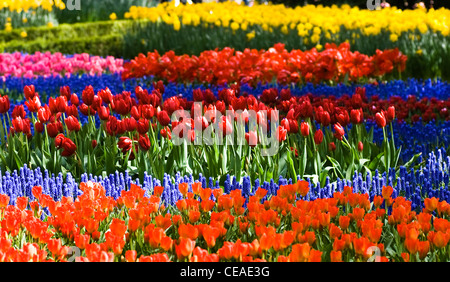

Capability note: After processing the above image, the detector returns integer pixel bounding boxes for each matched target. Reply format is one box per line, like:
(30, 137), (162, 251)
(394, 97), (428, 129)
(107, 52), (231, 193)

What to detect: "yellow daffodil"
(122, 2), (450, 38)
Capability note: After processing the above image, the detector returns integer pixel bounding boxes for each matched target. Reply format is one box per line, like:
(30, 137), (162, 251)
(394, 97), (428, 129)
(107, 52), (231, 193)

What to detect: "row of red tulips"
(0, 82), (442, 183)
(121, 43), (407, 85)
(4, 84), (449, 140)
(0, 180), (449, 262)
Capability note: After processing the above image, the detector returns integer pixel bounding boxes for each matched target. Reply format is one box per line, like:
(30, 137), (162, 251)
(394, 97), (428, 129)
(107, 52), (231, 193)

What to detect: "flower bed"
(121, 43), (406, 84)
(0, 179), (448, 262)
(0, 2), (449, 263)
(0, 81), (448, 184)
(0, 52), (124, 79)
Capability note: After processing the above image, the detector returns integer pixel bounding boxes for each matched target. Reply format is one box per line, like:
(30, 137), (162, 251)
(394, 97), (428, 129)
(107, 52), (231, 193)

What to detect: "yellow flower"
(311, 33), (320, 44)
(246, 31), (255, 40)
(281, 25), (288, 35)
(109, 13), (117, 21)
(22, 18), (28, 23)
(230, 22), (239, 31)
(4, 23), (12, 32)
(173, 18), (181, 31)
(416, 49), (423, 55)
(20, 31), (28, 38)
(120, 2), (450, 41)
(389, 33), (399, 42)
(316, 44), (323, 51)
(418, 23), (428, 34)
(47, 22), (54, 28)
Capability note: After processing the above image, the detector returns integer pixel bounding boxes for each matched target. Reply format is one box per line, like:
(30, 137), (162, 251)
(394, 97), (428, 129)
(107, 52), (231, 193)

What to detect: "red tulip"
(61, 137), (77, 157)
(163, 97), (181, 116)
(65, 115), (81, 132)
(219, 116), (233, 137)
(12, 117), (24, 132)
(70, 94), (80, 106)
(358, 141), (364, 152)
(25, 96), (41, 113)
(123, 117), (137, 132)
(245, 131), (258, 147)
(55, 96), (68, 113)
(60, 86), (71, 99)
(276, 126), (287, 142)
(98, 87), (113, 105)
(334, 123), (345, 141)
(141, 105), (155, 119)
(12, 105), (26, 119)
(37, 106), (51, 123)
(137, 118), (150, 134)
(118, 136), (133, 153)
(82, 85), (95, 106)
(314, 129), (323, 145)
(47, 122), (62, 138)
(34, 121), (44, 133)
(350, 108), (363, 124)
(138, 134), (151, 151)
(300, 122), (310, 137)
(375, 111), (387, 128)
(157, 110), (171, 127)
(65, 104), (79, 117)
(97, 106), (110, 121)
(54, 134), (65, 149)
(329, 142), (336, 152)
(280, 118), (290, 132)
(24, 85), (36, 100)
(0, 95), (10, 114)
(160, 127), (172, 140)
(386, 106), (395, 123)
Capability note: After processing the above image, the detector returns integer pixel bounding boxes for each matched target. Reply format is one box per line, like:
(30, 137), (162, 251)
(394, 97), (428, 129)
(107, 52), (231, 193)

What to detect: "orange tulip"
(418, 241), (430, 260)
(330, 250), (343, 262)
(259, 233), (274, 252)
(339, 215), (350, 231)
(191, 182), (201, 195)
(373, 195), (384, 208)
(296, 180), (310, 197)
(381, 186), (393, 200)
(178, 183), (189, 197)
(176, 237), (196, 260)
(153, 186), (164, 197)
(424, 197), (439, 213)
(401, 252), (410, 262)
(125, 250), (137, 262)
(404, 238), (419, 255)
(308, 249), (322, 262)
(289, 243), (310, 262)
(432, 231), (450, 248)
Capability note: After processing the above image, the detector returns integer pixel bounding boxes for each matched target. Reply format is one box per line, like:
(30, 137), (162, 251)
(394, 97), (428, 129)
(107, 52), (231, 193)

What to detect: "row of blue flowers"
(2, 74), (450, 102)
(1, 147), (448, 218)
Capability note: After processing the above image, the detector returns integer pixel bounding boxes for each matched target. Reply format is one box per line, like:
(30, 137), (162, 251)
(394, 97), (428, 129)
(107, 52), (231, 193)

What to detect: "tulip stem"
(383, 127), (389, 173)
